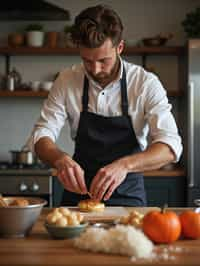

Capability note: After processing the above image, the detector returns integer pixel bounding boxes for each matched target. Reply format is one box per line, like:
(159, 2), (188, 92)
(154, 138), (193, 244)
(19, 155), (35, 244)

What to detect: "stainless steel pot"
(10, 150), (34, 165)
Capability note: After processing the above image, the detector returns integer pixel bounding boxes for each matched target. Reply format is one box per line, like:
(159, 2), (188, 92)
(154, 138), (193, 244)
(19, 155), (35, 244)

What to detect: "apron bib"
(61, 66), (146, 206)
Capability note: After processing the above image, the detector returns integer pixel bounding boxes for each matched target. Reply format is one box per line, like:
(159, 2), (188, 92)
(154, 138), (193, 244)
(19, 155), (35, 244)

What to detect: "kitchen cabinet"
(53, 176), (64, 207)
(52, 167), (186, 207)
(0, 45), (184, 97)
(144, 175), (186, 207)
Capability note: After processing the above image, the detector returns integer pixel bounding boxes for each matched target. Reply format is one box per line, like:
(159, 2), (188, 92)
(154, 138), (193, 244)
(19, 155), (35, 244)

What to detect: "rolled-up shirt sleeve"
(31, 73), (68, 151)
(144, 76), (183, 162)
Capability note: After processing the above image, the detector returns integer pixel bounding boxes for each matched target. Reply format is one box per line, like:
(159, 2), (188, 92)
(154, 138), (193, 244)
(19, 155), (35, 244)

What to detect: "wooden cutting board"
(68, 206), (128, 222)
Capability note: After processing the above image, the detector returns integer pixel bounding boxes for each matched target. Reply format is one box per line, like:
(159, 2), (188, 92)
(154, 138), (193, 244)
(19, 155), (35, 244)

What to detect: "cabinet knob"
(19, 182), (28, 192)
(30, 182), (40, 192)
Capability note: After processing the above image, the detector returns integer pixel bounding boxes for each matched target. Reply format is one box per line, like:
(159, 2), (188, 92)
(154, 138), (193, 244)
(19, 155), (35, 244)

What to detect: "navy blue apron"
(61, 66), (146, 206)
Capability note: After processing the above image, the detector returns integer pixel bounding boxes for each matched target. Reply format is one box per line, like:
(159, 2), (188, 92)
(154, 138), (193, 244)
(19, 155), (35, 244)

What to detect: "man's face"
(79, 38), (124, 86)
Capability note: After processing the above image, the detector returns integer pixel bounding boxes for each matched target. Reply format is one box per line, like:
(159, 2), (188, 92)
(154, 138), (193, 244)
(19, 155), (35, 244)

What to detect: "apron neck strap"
(82, 76), (89, 112)
(82, 65), (129, 115)
(120, 65), (129, 116)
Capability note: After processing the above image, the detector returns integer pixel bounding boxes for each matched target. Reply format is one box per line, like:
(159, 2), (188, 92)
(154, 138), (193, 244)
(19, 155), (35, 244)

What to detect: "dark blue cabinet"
(53, 175), (186, 207)
(144, 176), (186, 207)
(53, 177), (64, 206)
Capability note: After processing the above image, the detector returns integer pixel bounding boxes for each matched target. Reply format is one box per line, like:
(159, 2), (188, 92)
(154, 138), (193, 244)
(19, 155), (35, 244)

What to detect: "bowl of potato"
(45, 207), (88, 239)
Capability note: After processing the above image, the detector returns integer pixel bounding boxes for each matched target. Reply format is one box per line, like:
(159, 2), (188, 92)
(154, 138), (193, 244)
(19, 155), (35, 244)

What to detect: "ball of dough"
(58, 207), (71, 216)
(55, 217), (68, 227)
(9, 198), (29, 207)
(78, 199), (105, 212)
(46, 213), (55, 224)
(67, 212), (80, 226)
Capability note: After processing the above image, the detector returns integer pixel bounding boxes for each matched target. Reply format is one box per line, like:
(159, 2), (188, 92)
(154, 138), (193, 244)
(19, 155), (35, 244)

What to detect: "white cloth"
(30, 59), (183, 162)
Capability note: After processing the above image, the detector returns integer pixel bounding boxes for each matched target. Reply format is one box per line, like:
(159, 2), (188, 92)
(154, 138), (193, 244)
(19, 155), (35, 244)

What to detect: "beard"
(87, 56), (120, 86)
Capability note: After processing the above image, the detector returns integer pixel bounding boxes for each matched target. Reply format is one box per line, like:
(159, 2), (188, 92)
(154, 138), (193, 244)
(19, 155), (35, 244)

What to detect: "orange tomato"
(179, 210), (200, 239)
(142, 210), (181, 244)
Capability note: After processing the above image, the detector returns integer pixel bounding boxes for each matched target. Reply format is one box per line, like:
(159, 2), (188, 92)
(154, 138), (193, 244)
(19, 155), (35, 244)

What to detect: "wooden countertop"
(143, 165), (185, 177)
(51, 165), (186, 177)
(0, 207), (199, 266)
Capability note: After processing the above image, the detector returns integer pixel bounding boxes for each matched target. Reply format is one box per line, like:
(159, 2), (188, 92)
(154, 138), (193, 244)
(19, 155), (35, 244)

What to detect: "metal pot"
(10, 150), (34, 165)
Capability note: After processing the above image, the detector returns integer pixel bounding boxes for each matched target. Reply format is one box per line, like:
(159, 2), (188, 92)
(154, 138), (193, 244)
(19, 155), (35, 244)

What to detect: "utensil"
(0, 197), (47, 238)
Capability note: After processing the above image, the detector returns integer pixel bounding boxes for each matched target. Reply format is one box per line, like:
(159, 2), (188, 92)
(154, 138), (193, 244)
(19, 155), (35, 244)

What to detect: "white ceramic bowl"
(30, 81), (41, 91)
(40, 81), (53, 91)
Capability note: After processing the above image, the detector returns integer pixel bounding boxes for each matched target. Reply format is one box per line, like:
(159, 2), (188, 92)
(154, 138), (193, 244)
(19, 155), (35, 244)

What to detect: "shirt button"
(102, 92), (104, 95)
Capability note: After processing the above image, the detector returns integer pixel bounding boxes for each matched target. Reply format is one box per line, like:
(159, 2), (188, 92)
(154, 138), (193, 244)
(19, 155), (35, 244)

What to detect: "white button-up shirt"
(30, 59), (183, 162)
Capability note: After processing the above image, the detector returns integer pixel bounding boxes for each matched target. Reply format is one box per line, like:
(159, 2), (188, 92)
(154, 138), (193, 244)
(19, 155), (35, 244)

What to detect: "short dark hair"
(71, 5), (123, 48)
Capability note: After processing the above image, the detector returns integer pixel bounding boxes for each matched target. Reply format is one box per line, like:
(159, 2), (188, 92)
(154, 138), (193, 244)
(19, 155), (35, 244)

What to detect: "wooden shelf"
(0, 46), (79, 56)
(51, 165), (185, 177)
(124, 45), (184, 55)
(0, 90), (48, 97)
(0, 89), (183, 98)
(0, 89), (182, 98)
(144, 165), (185, 177)
(0, 45), (184, 56)
(0, 45), (184, 98)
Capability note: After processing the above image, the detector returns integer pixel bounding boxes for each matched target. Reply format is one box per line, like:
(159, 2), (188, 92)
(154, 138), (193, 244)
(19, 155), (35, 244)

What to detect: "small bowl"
(30, 81), (41, 91)
(44, 222), (88, 239)
(40, 81), (53, 91)
(89, 221), (117, 230)
(0, 197), (47, 238)
(142, 37), (168, 46)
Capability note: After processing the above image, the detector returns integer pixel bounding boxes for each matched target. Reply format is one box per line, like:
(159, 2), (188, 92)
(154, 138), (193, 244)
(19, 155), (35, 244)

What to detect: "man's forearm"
(121, 142), (176, 173)
(35, 137), (68, 167)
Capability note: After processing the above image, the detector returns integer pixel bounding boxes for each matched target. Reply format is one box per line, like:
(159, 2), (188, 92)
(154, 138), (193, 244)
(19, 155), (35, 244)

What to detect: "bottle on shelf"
(6, 73), (15, 91)
(9, 67), (22, 90)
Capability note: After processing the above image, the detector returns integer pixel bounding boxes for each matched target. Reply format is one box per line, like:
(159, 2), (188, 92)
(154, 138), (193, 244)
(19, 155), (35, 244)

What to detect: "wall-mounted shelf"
(0, 89), (183, 98)
(0, 90), (48, 97)
(0, 45), (184, 56)
(0, 46), (79, 56)
(0, 45), (185, 97)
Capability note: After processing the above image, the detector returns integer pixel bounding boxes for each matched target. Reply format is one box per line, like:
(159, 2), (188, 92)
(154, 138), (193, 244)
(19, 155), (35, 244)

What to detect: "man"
(30, 5), (182, 206)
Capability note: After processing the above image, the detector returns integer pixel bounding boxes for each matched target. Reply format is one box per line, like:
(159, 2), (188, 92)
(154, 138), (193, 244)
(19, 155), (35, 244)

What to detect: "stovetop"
(0, 162), (52, 176)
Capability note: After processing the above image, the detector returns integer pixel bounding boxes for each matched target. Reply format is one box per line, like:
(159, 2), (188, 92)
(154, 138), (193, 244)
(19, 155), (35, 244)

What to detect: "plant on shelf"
(25, 24), (44, 47)
(182, 7), (200, 38)
(25, 24), (44, 32)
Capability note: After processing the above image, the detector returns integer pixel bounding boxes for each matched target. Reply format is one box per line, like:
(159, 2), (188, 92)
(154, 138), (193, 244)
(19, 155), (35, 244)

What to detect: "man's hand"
(89, 158), (128, 201)
(89, 142), (175, 201)
(55, 154), (88, 195)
